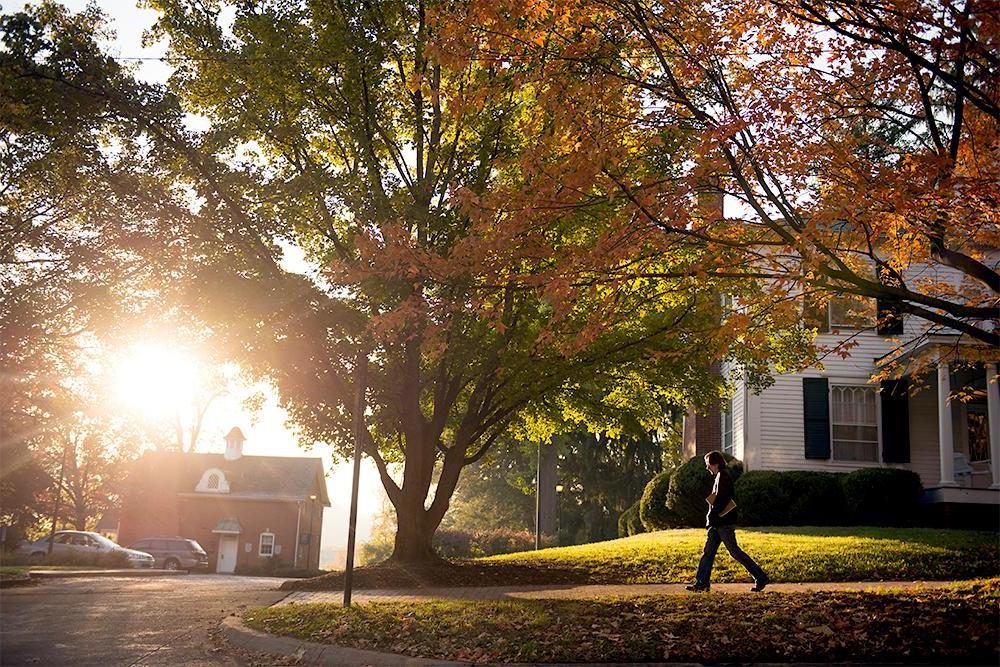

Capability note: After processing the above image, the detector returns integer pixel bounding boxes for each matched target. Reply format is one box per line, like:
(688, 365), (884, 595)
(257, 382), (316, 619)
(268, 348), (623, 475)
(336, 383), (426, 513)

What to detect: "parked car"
(127, 537), (209, 571)
(18, 530), (155, 568)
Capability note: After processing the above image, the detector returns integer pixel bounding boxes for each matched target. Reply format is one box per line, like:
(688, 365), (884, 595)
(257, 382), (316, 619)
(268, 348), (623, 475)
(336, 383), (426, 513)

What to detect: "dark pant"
(695, 526), (767, 586)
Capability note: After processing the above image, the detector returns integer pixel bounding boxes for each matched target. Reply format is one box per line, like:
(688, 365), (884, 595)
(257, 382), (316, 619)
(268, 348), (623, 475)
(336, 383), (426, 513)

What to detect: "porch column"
(937, 363), (958, 487)
(987, 363), (1000, 490)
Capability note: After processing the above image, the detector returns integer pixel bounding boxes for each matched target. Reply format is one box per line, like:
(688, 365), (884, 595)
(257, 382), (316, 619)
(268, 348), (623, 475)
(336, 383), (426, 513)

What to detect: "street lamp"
(307, 493), (317, 568)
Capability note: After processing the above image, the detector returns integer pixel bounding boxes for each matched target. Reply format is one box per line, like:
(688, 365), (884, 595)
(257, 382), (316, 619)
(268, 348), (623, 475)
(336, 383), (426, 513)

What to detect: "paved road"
(0, 574), (287, 666)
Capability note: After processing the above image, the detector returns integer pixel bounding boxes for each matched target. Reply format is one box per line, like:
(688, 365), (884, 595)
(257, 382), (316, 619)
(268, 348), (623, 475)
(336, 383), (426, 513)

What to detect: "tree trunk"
(389, 503), (439, 563)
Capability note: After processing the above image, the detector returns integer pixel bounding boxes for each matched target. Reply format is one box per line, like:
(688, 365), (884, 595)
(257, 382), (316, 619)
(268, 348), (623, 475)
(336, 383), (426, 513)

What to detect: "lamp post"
(307, 493), (317, 568)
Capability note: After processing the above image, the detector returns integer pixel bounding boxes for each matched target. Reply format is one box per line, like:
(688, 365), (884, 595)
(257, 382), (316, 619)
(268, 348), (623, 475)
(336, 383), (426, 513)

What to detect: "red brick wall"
(178, 498), (303, 571)
(118, 456), (182, 548)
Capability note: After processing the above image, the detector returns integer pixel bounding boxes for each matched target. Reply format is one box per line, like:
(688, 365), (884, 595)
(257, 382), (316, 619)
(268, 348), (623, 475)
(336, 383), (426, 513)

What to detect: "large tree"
(448, 0), (998, 357)
(139, 0), (813, 562)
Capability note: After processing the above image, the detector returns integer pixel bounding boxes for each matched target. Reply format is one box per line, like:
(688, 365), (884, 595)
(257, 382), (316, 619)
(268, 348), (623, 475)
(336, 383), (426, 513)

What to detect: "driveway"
(0, 574), (287, 666)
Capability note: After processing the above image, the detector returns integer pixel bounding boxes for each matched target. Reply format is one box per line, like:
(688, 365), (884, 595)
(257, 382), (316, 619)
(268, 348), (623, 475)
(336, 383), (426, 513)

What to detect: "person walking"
(686, 450), (770, 592)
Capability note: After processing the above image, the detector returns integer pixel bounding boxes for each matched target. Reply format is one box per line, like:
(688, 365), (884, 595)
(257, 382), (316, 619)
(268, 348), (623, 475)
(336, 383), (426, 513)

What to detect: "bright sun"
(113, 344), (200, 418)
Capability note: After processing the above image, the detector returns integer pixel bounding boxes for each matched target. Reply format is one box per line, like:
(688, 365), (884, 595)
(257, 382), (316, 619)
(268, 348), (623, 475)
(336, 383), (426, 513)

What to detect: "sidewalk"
(276, 578), (967, 605)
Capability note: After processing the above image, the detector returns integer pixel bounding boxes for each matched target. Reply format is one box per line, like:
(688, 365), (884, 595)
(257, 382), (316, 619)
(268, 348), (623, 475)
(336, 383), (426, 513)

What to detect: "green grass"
(247, 579), (1000, 663)
(485, 526), (1000, 583)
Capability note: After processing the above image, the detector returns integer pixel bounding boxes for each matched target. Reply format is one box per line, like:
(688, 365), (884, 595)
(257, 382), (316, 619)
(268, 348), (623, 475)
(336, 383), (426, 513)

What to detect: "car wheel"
(163, 558), (180, 571)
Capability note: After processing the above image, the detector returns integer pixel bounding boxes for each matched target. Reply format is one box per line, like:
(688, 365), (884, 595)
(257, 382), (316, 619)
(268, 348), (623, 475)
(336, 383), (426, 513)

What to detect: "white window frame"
(721, 398), (734, 455)
(258, 532), (275, 558)
(829, 382), (881, 463)
(195, 468), (230, 493)
(827, 296), (875, 330)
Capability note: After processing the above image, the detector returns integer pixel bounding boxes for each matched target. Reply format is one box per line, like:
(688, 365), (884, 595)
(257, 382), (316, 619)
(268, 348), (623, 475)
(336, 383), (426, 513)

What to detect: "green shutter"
(880, 379), (910, 463)
(803, 377), (830, 459)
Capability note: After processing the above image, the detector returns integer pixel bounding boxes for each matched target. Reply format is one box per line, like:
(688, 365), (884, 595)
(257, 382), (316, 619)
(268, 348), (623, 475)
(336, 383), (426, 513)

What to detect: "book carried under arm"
(706, 493), (737, 517)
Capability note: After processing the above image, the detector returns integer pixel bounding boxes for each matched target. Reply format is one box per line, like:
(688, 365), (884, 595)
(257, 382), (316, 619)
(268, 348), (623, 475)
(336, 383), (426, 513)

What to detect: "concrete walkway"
(276, 579), (968, 605)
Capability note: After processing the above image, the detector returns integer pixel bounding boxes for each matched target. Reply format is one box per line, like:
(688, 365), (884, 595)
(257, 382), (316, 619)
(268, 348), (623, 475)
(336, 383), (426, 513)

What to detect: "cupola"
(223, 426), (246, 461)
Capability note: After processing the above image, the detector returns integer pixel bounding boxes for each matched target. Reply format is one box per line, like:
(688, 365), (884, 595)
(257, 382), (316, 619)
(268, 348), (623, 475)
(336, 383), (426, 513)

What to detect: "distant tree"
(0, 441), (49, 548)
(440, 440), (537, 533)
(37, 410), (143, 532)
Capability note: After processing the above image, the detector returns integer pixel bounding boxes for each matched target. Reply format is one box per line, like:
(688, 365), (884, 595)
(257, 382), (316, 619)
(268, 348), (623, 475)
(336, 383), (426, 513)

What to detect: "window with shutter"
(876, 299), (904, 335)
(802, 377), (831, 459)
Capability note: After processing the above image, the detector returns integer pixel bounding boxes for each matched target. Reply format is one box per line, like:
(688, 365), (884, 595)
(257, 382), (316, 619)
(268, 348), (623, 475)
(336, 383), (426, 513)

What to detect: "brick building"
(118, 428), (330, 573)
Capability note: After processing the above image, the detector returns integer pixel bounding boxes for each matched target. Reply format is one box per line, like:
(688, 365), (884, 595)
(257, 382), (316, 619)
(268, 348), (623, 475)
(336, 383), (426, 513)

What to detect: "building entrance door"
(216, 535), (239, 573)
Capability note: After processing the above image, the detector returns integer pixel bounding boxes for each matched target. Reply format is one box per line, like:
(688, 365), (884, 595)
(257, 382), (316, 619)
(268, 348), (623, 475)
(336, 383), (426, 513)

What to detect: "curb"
(28, 569), (188, 579)
(220, 615), (467, 666)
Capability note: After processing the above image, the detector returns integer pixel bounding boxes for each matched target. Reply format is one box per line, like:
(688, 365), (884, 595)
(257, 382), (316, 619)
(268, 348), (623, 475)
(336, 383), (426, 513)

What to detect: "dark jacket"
(706, 469), (737, 528)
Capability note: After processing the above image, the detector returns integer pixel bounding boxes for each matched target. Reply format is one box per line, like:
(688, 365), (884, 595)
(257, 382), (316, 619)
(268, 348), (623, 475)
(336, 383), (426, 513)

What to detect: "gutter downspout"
(293, 500), (302, 568)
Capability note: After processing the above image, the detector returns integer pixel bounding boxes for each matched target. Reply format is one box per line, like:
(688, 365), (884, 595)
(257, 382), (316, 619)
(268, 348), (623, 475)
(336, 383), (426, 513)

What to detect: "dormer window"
(195, 468), (230, 493)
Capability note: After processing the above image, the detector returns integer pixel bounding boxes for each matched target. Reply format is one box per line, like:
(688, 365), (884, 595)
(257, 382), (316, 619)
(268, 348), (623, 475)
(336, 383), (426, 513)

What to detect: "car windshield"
(186, 540), (205, 552)
(89, 534), (118, 549)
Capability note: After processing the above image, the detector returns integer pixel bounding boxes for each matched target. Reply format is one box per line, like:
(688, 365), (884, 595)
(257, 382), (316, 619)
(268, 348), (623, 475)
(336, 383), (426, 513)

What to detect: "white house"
(684, 272), (999, 519)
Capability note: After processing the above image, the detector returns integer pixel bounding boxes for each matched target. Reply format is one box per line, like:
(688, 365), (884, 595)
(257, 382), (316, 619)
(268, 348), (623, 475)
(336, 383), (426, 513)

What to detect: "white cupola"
(223, 426), (246, 461)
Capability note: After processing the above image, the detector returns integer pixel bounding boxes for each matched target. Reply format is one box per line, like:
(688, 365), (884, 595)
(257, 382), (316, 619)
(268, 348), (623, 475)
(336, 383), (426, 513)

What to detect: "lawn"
(282, 526), (1000, 590)
(247, 579), (1000, 663)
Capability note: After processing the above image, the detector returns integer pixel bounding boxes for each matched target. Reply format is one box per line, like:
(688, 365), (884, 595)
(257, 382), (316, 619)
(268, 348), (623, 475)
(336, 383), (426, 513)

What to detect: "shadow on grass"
(280, 559), (589, 591)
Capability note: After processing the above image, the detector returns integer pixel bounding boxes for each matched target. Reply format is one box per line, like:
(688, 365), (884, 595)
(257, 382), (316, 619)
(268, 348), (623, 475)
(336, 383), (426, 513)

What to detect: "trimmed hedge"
(734, 470), (791, 526)
(618, 501), (644, 538)
(841, 467), (923, 526)
(783, 470), (849, 526)
(666, 454), (744, 527)
(639, 469), (683, 531)
(733, 467), (921, 527)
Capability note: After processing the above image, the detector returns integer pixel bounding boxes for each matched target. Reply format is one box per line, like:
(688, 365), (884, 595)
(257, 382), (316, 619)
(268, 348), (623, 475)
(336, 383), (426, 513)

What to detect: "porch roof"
(211, 517), (243, 535)
(875, 334), (999, 376)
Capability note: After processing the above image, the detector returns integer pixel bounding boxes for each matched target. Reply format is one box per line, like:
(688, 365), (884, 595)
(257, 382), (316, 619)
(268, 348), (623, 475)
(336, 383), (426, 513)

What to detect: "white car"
(20, 530), (156, 568)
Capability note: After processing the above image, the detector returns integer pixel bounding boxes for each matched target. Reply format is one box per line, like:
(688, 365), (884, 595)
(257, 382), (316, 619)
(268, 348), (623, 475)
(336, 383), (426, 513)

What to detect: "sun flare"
(113, 344), (200, 417)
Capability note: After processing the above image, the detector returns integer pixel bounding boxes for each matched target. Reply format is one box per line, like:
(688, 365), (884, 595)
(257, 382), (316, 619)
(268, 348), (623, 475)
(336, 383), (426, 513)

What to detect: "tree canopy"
(444, 0), (998, 357)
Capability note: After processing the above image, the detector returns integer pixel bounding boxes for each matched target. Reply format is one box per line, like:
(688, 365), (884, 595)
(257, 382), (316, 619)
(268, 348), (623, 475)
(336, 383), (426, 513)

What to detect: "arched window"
(195, 468), (230, 493)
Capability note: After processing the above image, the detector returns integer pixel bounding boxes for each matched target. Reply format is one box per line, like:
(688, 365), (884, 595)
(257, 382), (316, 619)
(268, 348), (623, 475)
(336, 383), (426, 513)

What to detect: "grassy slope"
(284, 526), (999, 590)
(247, 579), (1000, 663)
(486, 526), (1000, 583)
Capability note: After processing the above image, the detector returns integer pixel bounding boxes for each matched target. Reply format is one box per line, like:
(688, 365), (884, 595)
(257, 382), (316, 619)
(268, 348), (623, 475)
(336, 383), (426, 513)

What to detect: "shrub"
(433, 529), (474, 558)
(639, 469), (683, 531)
(667, 454), (743, 527)
(618, 501), (643, 537)
(235, 556), (286, 576)
(781, 470), (848, 525)
(471, 528), (537, 556)
(841, 467), (923, 526)
(734, 470), (791, 525)
(360, 536), (393, 565)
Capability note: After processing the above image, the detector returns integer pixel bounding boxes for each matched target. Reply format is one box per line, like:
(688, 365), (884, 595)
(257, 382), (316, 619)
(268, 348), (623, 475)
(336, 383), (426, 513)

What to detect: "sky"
(18, 0), (387, 568)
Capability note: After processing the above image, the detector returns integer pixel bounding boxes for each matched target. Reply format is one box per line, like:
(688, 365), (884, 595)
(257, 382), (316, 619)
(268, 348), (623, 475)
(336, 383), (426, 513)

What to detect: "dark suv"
(128, 537), (209, 571)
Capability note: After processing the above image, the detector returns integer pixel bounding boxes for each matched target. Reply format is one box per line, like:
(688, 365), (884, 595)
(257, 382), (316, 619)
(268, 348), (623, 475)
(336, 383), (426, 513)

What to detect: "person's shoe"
(750, 578), (770, 592)
(685, 583), (710, 592)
